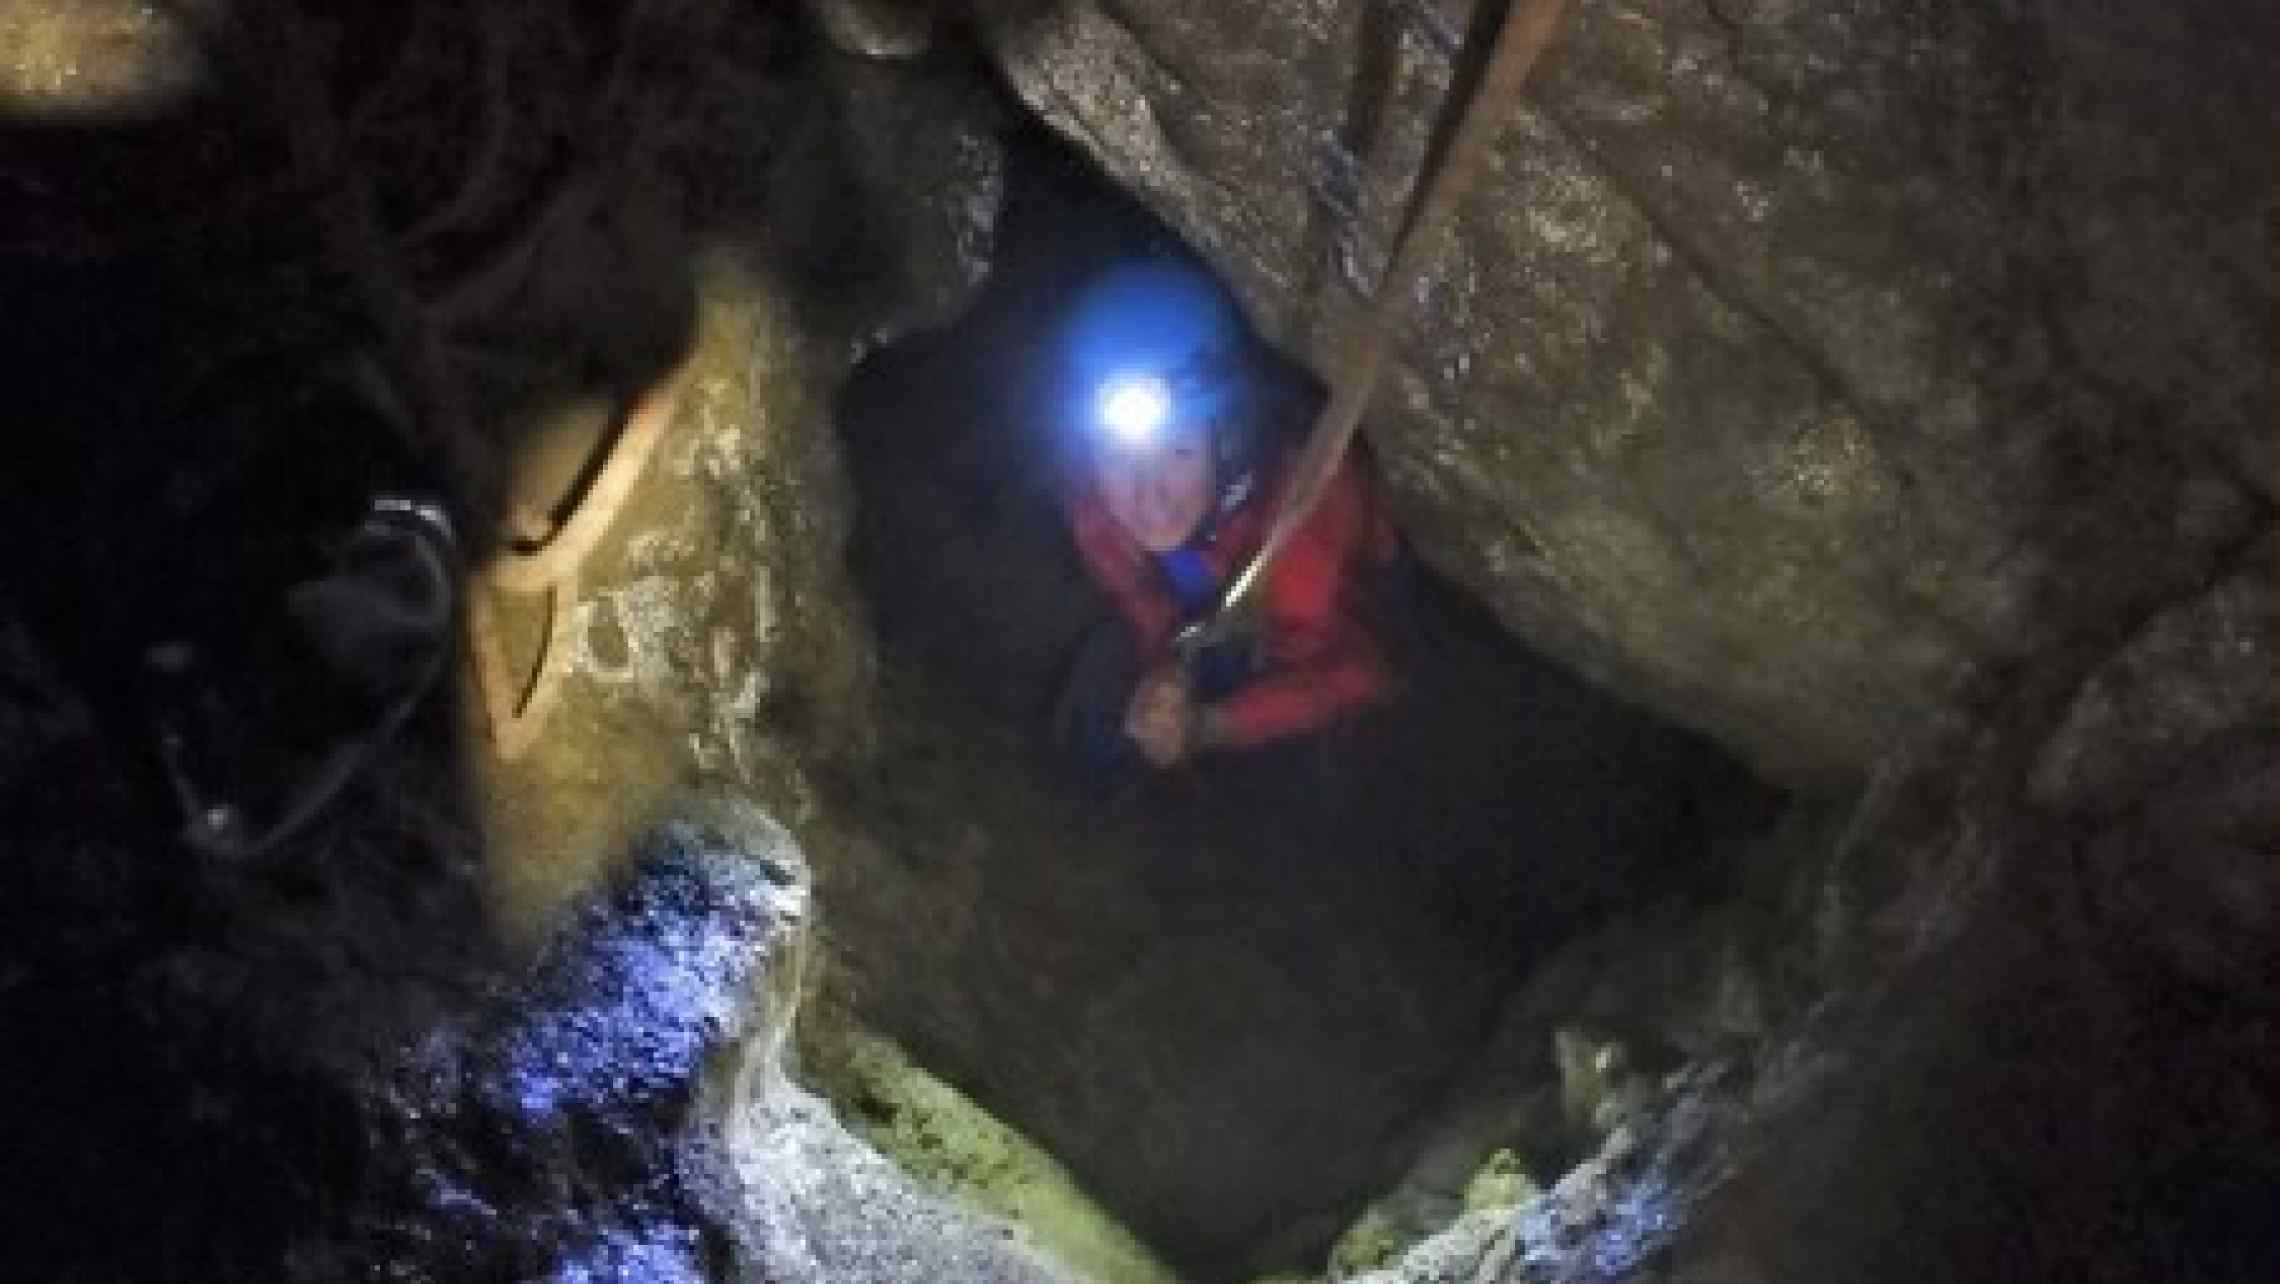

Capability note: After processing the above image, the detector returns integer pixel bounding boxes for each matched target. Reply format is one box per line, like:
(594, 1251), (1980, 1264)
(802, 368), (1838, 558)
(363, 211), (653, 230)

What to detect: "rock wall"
(974, 0), (2280, 785)
(0, 6), (1144, 1280)
(14, 2), (2275, 1281)
(470, 33), (1008, 934)
(0, 0), (202, 114)
(473, 247), (886, 934)
(1325, 534), (2280, 1284)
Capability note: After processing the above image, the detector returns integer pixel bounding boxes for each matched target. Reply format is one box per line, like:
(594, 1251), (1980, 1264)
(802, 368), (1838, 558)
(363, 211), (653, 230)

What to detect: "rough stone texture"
(1350, 1059), (1758, 1284)
(975, 0), (2280, 785)
(1316, 533), (2280, 1283)
(473, 35), (1007, 935)
(805, 1029), (1185, 1284)
(13, 3), (2277, 1282)
(475, 246), (886, 934)
(459, 811), (1088, 1284)
(765, 45), (1009, 346)
(0, 0), (202, 114)
(1296, 801), (1844, 1277)
(733, 1064), (1117, 1284)
(2031, 534), (2280, 818)
(0, 606), (1079, 1283)
(0, 8), (1105, 1279)
(373, 808), (814, 1284)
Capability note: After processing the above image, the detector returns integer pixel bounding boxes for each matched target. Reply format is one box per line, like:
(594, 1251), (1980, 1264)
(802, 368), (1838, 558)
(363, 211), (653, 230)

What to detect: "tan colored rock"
(0, 0), (203, 115)
(470, 248), (880, 939)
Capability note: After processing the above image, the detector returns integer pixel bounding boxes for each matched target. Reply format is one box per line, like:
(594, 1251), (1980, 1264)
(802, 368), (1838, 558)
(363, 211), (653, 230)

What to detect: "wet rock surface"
(0, 7), (1076, 1280)
(7, 3), (2279, 1283)
(362, 809), (813, 1284)
(973, 0), (2280, 786)
(1332, 545), (2280, 1283)
(473, 243), (885, 933)
(448, 9), (1009, 931)
(735, 1071), (1077, 1284)
(0, 634), (1066, 1282)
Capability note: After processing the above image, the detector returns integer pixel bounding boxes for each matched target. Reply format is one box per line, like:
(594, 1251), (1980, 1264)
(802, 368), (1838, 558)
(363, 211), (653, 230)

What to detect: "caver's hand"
(1123, 665), (1196, 768)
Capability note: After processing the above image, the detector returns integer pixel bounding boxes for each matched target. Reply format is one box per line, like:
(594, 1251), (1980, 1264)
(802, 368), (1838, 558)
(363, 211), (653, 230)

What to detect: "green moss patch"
(814, 1029), (1183, 1284)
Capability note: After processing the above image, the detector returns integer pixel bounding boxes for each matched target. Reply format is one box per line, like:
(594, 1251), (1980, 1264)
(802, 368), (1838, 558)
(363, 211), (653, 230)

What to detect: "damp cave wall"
(424, 0), (2280, 1278)
(1, 3), (2277, 1283)
(0, 4), (1781, 1276)
(808, 5), (2280, 1263)
(0, 4), (1058, 1280)
(967, 0), (2280, 791)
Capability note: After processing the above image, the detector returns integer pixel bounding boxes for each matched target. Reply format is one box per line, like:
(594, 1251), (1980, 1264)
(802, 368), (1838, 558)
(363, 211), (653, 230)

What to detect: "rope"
(1199, 0), (1569, 641)
(469, 364), (686, 759)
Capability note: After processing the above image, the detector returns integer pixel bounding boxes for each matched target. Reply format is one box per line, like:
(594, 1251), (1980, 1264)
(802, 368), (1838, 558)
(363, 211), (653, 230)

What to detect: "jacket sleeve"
(1210, 457), (1390, 748)
(1067, 490), (1180, 657)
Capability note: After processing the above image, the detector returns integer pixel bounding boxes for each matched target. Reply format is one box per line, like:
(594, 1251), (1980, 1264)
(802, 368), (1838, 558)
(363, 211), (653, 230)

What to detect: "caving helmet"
(1060, 258), (1259, 497)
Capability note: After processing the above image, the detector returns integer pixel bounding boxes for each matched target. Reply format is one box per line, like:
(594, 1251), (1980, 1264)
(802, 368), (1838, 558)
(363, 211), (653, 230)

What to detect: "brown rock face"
(974, 0), (2280, 785)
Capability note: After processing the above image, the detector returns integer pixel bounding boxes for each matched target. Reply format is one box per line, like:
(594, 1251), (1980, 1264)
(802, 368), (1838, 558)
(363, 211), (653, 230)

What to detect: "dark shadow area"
(1677, 714), (2280, 1284)
(832, 119), (1782, 1278)
(0, 4), (795, 1279)
(0, 205), (507, 1278)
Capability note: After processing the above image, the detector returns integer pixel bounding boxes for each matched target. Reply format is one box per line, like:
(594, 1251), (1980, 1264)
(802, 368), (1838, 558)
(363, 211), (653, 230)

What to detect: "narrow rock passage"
(821, 135), (1774, 1280)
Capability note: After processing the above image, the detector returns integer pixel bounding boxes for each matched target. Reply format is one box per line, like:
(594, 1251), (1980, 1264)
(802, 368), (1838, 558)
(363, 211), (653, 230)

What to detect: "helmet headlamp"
(1096, 372), (1174, 448)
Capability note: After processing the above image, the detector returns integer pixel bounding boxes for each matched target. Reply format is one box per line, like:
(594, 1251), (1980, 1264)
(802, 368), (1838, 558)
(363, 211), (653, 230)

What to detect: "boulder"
(975, 0), (2280, 784)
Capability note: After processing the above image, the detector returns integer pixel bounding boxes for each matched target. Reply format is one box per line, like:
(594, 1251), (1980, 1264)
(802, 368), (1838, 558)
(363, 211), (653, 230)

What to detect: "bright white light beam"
(1097, 373), (1171, 447)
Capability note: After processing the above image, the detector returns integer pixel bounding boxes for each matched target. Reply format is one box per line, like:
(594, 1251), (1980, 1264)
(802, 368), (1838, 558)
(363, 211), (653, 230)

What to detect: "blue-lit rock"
(363, 803), (1071, 1284)
(485, 814), (807, 1125)
(353, 802), (809, 1282)
(543, 1220), (710, 1284)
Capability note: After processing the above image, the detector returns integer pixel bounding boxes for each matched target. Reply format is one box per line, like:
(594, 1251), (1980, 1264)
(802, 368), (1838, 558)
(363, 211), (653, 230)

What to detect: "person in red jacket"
(1052, 259), (1398, 786)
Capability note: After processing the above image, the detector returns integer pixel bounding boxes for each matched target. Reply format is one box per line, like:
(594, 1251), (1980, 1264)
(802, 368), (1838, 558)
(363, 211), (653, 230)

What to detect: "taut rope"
(1194, 0), (1569, 647)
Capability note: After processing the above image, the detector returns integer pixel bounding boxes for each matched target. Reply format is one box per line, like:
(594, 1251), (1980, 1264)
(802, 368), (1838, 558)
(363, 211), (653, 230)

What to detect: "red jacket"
(1067, 448), (1397, 748)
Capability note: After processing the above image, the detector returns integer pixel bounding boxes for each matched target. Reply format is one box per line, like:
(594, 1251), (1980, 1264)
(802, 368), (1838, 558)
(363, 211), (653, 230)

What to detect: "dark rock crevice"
(821, 110), (1781, 1278)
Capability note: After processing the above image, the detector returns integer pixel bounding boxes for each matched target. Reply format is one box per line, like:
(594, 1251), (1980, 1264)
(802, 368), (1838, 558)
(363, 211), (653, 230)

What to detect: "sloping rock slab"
(976, 0), (2279, 784)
